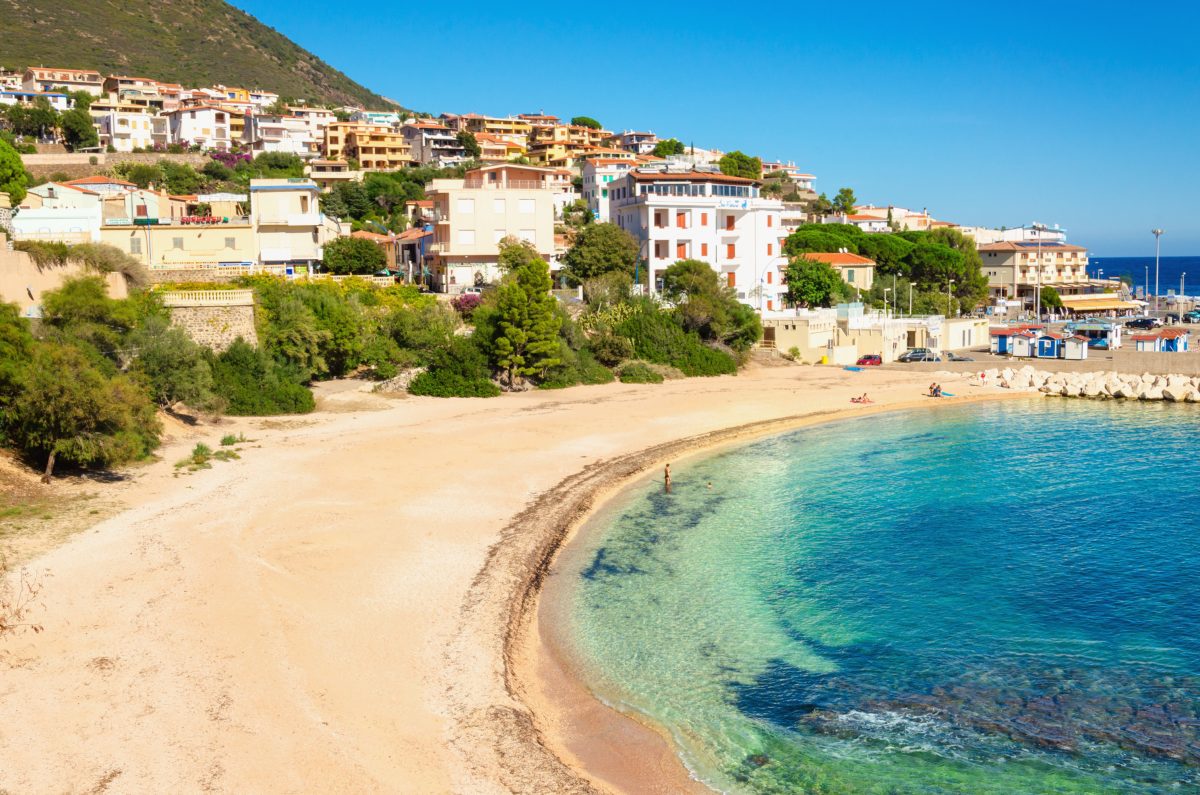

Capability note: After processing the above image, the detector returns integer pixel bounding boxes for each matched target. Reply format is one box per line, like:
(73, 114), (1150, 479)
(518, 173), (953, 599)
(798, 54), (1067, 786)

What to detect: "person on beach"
(664, 463), (672, 494)
(851, 393), (873, 404)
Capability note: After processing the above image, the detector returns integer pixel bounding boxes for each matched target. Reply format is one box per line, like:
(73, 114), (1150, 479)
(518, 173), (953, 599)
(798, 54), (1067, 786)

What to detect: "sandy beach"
(0, 363), (1025, 794)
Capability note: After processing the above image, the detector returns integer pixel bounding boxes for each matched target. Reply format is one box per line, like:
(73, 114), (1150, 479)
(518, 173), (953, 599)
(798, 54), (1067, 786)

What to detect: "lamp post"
(1153, 228), (1165, 313)
(1145, 264), (1149, 305)
(1032, 222), (1047, 321)
(909, 281), (916, 316)
(947, 279), (955, 318)
(1182, 272), (1187, 313)
(883, 287), (892, 319)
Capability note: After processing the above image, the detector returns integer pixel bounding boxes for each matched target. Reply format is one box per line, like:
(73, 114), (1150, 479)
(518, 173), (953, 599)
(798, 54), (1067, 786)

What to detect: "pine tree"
(490, 255), (562, 387)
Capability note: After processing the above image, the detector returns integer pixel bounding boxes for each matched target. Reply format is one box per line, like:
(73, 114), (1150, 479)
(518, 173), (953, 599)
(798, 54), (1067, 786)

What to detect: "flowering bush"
(451, 293), (483, 319)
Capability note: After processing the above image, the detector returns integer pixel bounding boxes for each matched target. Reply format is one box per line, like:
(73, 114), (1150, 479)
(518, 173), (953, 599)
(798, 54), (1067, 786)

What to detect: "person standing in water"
(664, 463), (672, 493)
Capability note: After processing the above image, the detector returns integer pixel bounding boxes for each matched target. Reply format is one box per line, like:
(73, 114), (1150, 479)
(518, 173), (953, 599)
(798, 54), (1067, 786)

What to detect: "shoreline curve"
(449, 391), (1034, 794)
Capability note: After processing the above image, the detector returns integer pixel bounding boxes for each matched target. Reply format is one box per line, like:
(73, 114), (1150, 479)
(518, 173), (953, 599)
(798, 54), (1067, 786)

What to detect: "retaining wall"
(21, 152), (210, 179)
(165, 292), (257, 351)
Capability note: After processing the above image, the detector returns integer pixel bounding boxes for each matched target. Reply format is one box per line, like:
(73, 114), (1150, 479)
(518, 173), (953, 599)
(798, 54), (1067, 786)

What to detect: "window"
(493, 198), (505, 213)
(727, 271), (736, 287)
(725, 215), (735, 231)
(225, 237), (236, 249)
(172, 237), (183, 249)
(518, 199), (535, 214)
(654, 210), (666, 228)
(601, 189), (607, 198)
(766, 271), (773, 284)
(767, 215), (774, 227)
(457, 229), (475, 245)
(518, 229), (535, 243)
(700, 212), (708, 226)
(300, 196), (309, 213)
(130, 237), (141, 254)
(655, 241), (669, 259)
(726, 243), (736, 259)
(846, 269), (855, 283)
(767, 243), (773, 256)
(700, 243), (708, 257)
(677, 241), (687, 259)
(676, 211), (687, 228)
(767, 299), (774, 311)
(456, 198), (475, 215)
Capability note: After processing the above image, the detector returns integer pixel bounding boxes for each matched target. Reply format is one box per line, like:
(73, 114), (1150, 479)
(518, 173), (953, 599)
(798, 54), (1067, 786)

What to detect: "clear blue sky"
(233, 0), (1199, 256)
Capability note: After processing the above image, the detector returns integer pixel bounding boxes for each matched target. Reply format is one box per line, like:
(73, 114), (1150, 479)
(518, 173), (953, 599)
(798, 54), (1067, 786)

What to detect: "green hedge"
(615, 304), (737, 376)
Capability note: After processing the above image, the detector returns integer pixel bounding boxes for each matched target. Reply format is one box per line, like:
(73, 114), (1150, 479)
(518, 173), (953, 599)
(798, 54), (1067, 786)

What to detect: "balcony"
(256, 212), (321, 227)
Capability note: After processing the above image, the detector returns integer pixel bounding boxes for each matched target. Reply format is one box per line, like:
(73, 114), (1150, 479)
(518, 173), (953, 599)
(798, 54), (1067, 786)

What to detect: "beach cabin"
(1132, 329), (1191, 352)
(1035, 333), (1063, 358)
(1011, 331), (1037, 358)
(990, 324), (1043, 355)
(1060, 336), (1089, 360)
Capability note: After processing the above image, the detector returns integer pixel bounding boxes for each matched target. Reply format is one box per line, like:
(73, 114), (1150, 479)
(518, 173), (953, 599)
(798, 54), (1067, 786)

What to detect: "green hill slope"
(0, 0), (398, 109)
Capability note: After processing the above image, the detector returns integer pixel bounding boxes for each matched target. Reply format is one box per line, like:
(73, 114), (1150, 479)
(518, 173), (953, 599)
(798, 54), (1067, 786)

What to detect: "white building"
(0, 90), (69, 112)
(247, 89), (280, 109)
(609, 130), (658, 155)
(352, 109), (403, 126)
(11, 182), (103, 243)
(249, 179), (330, 271)
(94, 109), (155, 152)
(609, 165), (788, 309)
(22, 67), (103, 96)
(401, 120), (468, 167)
(245, 114), (319, 158)
(822, 213), (891, 233)
(960, 223), (1069, 246)
(160, 106), (231, 151)
(581, 158), (635, 222)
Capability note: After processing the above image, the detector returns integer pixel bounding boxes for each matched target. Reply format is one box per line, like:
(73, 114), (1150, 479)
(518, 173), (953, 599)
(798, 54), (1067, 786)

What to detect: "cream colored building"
(249, 179), (329, 270)
(980, 241), (1093, 308)
(101, 219), (257, 270)
(425, 164), (557, 292)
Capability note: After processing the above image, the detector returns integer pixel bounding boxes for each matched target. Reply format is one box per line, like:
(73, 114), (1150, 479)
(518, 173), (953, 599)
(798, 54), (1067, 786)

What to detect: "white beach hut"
(1061, 336), (1089, 360)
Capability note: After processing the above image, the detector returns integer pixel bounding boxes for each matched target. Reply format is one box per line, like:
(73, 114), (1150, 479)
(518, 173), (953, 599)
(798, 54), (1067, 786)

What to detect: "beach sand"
(0, 364), (1024, 793)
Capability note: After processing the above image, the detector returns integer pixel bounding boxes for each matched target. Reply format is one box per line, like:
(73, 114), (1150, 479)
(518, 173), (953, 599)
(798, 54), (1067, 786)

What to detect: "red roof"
(351, 230), (392, 243)
(66, 175), (136, 187)
(802, 252), (875, 266)
(1160, 328), (1189, 338)
(397, 228), (432, 241)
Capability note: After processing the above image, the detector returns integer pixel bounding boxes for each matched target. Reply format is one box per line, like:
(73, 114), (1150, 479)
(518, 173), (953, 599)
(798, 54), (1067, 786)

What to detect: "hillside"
(0, 0), (398, 109)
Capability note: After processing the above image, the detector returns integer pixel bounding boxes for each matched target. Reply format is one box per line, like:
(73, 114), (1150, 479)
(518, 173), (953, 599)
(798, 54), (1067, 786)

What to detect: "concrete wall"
(21, 152), (209, 180)
(0, 243), (128, 315)
(1112, 349), (1200, 376)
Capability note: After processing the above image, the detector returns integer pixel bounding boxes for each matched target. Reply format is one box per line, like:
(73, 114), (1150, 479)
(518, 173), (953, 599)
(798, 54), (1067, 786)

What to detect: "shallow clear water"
(552, 400), (1200, 794)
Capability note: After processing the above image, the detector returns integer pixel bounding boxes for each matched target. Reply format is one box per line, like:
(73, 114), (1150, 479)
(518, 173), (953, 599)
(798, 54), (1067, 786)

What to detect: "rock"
(1083, 383), (1102, 398)
(1064, 384), (1083, 397)
(1163, 387), (1183, 402)
(1142, 386), (1164, 401)
(1186, 390), (1200, 403)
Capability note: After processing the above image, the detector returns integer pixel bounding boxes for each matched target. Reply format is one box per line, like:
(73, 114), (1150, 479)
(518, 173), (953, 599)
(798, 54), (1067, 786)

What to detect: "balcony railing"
(461, 180), (552, 190)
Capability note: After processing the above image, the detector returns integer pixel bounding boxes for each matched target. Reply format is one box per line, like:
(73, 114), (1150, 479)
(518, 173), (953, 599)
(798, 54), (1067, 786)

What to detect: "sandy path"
(0, 365), (1003, 793)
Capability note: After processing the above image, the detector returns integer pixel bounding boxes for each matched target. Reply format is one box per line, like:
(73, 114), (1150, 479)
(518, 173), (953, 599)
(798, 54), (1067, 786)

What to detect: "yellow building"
(460, 114), (533, 145)
(345, 126), (412, 171)
(101, 219), (257, 270)
(475, 133), (526, 162)
(802, 252), (876, 291)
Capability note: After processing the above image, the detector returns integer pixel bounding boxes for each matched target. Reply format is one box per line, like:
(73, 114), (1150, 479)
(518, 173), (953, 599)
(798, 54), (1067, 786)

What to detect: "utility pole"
(1153, 228), (1165, 313)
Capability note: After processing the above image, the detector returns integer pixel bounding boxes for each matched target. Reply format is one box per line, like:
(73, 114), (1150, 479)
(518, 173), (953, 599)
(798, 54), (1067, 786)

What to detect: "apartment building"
(245, 114), (320, 158)
(23, 67), (103, 95)
(517, 112), (560, 130)
(458, 114), (533, 146)
(608, 130), (658, 155)
(345, 125), (412, 171)
(609, 166), (787, 308)
(306, 160), (363, 192)
(247, 89), (280, 109)
(94, 109), (155, 152)
(475, 133), (525, 162)
(581, 158), (635, 222)
(401, 120), (468, 167)
(249, 179), (329, 271)
(352, 109), (404, 126)
(424, 164), (557, 292)
(979, 241), (1093, 306)
(289, 106), (336, 140)
(12, 182), (105, 243)
(160, 106), (231, 151)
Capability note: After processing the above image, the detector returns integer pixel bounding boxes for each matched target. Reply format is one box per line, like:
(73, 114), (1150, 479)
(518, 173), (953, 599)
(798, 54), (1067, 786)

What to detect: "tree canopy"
(322, 236), (387, 275)
(570, 116), (603, 130)
(718, 150), (762, 180)
(661, 259), (761, 352)
(784, 258), (849, 308)
(561, 222), (640, 284)
(652, 138), (685, 158)
(0, 137), (28, 204)
(832, 187), (857, 214)
(487, 244), (562, 386)
(456, 130), (481, 159)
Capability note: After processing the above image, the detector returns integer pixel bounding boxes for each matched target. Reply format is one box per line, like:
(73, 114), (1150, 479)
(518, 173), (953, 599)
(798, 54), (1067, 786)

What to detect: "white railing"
(160, 289), (254, 306)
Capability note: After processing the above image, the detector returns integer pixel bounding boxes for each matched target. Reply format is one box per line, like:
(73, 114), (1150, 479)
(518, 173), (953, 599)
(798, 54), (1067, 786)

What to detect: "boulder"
(1186, 390), (1200, 403)
(1064, 383), (1083, 397)
(1142, 386), (1165, 401)
(1082, 383), (1102, 398)
(1163, 387), (1183, 402)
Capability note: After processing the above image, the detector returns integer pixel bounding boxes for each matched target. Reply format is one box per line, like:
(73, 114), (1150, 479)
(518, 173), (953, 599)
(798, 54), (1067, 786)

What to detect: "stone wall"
(164, 291), (257, 351)
(21, 152), (210, 180)
(149, 267), (253, 285)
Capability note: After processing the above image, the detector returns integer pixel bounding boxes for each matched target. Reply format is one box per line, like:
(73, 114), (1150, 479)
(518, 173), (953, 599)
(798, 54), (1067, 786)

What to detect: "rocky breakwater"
(968, 366), (1200, 402)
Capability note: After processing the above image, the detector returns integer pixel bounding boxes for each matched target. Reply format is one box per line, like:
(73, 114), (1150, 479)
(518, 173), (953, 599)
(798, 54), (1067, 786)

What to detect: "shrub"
(617, 361), (664, 384)
(219, 434), (246, 446)
(615, 301), (737, 377)
(538, 344), (614, 389)
(589, 331), (633, 366)
(408, 337), (499, 397)
(210, 339), (315, 415)
(451, 292), (483, 319)
(322, 236), (386, 275)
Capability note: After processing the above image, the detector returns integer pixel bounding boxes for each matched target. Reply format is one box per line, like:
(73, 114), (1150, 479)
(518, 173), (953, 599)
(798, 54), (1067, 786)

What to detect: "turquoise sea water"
(550, 400), (1200, 794)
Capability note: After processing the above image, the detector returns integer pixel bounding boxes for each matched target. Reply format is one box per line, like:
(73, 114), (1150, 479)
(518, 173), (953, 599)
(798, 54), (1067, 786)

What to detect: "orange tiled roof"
(802, 252), (876, 266)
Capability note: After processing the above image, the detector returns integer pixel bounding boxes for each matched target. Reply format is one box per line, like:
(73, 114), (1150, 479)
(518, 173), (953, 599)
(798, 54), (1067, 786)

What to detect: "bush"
(617, 361), (664, 384)
(451, 292), (482, 319)
(210, 339), (315, 415)
(408, 337), (499, 398)
(538, 344), (614, 389)
(589, 330), (633, 366)
(322, 236), (386, 275)
(615, 301), (737, 377)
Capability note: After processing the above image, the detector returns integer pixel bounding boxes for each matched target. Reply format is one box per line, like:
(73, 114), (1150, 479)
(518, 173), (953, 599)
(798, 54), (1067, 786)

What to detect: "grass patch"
(219, 433), (248, 447)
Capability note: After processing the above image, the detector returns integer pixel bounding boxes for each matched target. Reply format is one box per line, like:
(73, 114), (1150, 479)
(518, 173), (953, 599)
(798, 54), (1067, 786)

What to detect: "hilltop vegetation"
(0, 0), (396, 109)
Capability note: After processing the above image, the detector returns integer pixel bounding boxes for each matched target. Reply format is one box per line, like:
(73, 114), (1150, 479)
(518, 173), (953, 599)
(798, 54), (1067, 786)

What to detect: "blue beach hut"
(1035, 333), (1063, 358)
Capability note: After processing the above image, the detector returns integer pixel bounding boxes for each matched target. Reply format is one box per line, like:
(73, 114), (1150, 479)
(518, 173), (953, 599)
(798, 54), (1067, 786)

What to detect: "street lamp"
(1182, 272), (1187, 313)
(883, 287), (892, 319)
(947, 279), (955, 318)
(909, 281), (916, 316)
(1153, 228), (1165, 313)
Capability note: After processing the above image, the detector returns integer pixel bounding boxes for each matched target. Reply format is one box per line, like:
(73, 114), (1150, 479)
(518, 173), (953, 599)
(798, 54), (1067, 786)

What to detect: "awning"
(1059, 295), (1141, 312)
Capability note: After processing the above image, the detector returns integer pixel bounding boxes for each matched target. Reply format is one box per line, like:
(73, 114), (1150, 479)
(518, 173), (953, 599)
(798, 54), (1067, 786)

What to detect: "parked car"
(946, 352), (975, 362)
(856, 354), (882, 366)
(1124, 317), (1162, 330)
(897, 348), (942, 363)
(1184, 310), (1200, 323)
(462, 286), (486, 296)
